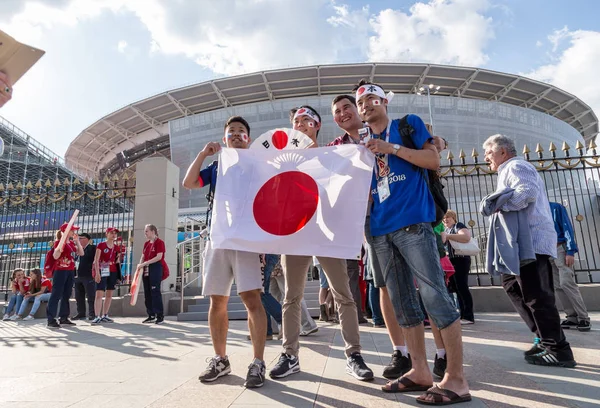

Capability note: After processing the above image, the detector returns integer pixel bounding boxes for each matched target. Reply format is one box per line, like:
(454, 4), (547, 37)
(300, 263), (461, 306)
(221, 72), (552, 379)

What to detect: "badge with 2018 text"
(377, 176), (390, 203)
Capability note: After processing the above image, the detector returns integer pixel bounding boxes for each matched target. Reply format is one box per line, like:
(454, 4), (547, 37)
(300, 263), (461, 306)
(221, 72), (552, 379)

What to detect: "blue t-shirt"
(369, 115), (436, 236)
(199, 161), (219, 226)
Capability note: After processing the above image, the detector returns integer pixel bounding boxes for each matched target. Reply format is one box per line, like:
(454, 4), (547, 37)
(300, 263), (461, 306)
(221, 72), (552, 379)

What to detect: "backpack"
(43, 247), (57, 278)
(398, 115), (448, 226)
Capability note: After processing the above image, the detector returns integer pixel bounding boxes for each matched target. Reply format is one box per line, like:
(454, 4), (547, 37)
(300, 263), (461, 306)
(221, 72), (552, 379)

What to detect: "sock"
(436, 348), (446, 359)
(394, 345), (409, 356)
(215, 354), (227, 361)
(252, 357), (265, 365)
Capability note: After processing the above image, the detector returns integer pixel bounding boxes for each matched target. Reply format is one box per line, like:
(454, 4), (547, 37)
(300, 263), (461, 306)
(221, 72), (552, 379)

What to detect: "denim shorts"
(364, 216), (385, 288)
(372, 222), (459, 329)
(318, 265), (329, 289)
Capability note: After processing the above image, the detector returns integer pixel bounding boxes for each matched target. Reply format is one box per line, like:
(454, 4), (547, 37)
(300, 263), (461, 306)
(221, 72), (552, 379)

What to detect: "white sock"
(436, 348), (446, 359)
(252, 357), (264, 365)
(215, 355), (227, 361)
(394, 345), (409, 357)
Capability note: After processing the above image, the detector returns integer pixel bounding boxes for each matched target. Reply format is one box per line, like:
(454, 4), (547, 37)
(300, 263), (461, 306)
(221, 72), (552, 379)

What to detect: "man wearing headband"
(182, 116), (268, 389)
(356, 79), (471, 404)
(269, 106), (374, 382)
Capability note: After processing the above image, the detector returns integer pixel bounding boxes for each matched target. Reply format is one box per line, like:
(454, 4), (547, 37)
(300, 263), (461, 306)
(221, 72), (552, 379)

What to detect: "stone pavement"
(0, 313), (598, 408)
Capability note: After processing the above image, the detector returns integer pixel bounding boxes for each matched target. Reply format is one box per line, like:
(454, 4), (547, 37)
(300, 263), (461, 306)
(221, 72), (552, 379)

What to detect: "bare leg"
(401, 323), (434, 386)
(319, 288), (329, 304)
(94, 291), (104, 318)
(430, 318), (445, 350)
(240, 289), (267, 361)
(380, 287), (406, 347)
(102, 290), (114, 315)
(209, 295), (229, 357)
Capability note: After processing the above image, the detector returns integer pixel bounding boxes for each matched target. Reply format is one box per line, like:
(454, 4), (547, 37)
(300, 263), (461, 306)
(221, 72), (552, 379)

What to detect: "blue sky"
(1, 0), (599, 157)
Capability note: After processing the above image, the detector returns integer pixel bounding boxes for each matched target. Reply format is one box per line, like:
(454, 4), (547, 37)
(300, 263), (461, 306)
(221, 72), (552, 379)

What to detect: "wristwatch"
(391, 144), (400, 156)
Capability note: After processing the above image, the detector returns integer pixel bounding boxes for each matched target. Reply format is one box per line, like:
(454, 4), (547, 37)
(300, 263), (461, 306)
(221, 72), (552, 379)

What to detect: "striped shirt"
(496, 157), (557, 258)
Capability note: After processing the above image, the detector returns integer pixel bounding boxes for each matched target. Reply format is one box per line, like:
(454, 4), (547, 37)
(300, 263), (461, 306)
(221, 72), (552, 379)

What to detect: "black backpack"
(398, 115), (448, 226)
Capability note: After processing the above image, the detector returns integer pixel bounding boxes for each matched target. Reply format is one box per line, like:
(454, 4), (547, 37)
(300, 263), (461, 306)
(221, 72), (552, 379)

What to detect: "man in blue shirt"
(182, 116), (268, 389)
(357, 80), (470, 404)
(549, 202), (590, 332)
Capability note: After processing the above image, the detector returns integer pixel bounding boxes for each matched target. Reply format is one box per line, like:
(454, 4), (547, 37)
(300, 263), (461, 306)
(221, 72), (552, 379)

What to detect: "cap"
(106, 227), (120, 234)
(60, 223), (80, 232)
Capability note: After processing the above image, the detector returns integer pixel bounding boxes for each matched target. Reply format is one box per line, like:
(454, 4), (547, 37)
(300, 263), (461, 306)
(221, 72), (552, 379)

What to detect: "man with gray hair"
(483, 134), (576, 367)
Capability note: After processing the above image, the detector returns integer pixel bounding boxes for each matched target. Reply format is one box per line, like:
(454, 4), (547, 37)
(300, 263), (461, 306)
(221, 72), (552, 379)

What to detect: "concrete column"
(133, 157), (180, 293)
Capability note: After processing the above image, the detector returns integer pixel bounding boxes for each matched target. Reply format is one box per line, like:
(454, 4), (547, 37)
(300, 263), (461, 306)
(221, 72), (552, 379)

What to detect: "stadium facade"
(64, 63), (598, 213)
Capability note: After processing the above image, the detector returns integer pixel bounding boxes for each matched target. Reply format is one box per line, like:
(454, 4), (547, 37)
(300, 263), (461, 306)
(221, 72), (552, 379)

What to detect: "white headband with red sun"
(293, 107), (320, 127)
(355, 84), (395, 106)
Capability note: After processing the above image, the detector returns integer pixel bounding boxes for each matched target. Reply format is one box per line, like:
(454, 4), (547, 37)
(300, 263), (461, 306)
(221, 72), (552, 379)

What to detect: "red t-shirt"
(41, 277), (52, 292)
(97, 242), (119, 272)
(53, 240), (77, 271)
(143, 238), (166, 263)
(14, 278), (30, 293)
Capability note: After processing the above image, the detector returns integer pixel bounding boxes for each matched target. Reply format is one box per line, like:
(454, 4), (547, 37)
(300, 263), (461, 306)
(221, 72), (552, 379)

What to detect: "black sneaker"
(198, 356), (231, 382)
(433, 354), (447, 378)
(72, 314), (86, 320)
(47, 320), (61, 329)
(525, 349), (577, 368)
(142, 316), (156, 324)
(155, 315), (164, 325)
(346, 352), (374, 381)
(577, 320), (591, 332)
(244, 360), (266, 388)
(88, 315), (96, 321)
(524, 338), (544, 356)
(560, 320), (578, 329)
(59, 318), (76, 326)
(269, 353), (300, 378)
(382, 350), (411, 379)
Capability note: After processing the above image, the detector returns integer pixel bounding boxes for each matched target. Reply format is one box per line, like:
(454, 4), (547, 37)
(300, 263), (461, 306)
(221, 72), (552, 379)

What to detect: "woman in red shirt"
(137, 224), (166, 325)
(91, 227), (121, 325)
(3, 268), (27, 321)
(47, 223), (84, 329)
(16, 269), (52, 320)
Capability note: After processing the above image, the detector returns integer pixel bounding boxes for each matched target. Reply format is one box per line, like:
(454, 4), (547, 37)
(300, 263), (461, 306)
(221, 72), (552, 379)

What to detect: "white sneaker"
(23, 315), (34, 321)
(2, 314), (9, 321)
(299, 327), (318, 336)
(9, 315), (20, 321)
(91, 316), (102, 325)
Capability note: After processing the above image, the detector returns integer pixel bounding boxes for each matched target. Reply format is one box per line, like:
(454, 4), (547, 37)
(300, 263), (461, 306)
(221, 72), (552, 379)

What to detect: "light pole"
(417, 84), (440, 134)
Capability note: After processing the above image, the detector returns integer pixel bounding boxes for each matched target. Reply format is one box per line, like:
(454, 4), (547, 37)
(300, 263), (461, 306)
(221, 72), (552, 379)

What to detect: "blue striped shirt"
(496, 157), (557, 258)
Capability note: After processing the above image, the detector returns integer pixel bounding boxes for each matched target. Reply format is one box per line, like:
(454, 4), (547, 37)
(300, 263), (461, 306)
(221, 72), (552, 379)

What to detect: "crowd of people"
(180, 78), (591, 405)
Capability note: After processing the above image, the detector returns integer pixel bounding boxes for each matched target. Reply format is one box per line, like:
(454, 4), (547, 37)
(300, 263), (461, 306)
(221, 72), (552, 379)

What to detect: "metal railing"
(176, 233), (205, 313)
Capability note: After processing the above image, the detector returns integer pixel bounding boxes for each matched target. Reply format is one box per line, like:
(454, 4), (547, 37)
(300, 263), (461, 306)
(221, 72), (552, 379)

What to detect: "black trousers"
(74, 276), (96, 318)
(449, 256), (474, 322)
(142, 263), (164, 317)
(502, 254), (570, 353)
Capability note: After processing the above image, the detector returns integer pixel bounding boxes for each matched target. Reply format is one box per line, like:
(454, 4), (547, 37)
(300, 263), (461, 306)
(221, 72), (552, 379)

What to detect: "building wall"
(169, 94), (583, 210)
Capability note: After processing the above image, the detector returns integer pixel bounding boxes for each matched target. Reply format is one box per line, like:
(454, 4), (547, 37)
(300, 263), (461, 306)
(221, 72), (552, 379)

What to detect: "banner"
(210, 145), (375, 259)
(0, 211), (70, 235)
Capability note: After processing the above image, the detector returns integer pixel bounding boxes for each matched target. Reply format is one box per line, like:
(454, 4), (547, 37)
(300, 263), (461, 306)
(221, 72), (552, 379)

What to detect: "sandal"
(416, 385), (472, 405)
(381, 376), (433, 393)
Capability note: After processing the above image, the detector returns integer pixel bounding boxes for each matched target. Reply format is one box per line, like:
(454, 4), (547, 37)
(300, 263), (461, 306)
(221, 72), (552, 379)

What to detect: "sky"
(1, 0), (599, 157)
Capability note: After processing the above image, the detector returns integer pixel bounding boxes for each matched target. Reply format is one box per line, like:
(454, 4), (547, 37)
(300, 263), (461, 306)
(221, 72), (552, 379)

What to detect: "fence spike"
(63, 177), (71, 186)
(561, 141), (570, 152)
(122, 172), (130, 181)
(34, 180), (42, 188)
(7, 182), (14, 190)
(112, 174), (120, 182)
(471, 148), (479, 158)
(575, 140), (584, 151)
(549, 142), (557, 152)
(0, 183), (4, 192)
(523, 144), (530, 154)
(535, 143), (544, 153)
(589, 139), (597, 150)
(103, 175), (110, 183)
(73, 178), (81, 185)
(459, 149), (466, 159)
(16, 181), (23, 189)
(44, 179), (52, 188)
(25, 181), (33, 189)
(447, 151), (454, 160)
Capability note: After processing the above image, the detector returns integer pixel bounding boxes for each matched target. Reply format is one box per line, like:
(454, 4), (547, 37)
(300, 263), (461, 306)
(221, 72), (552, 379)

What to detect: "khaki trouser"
(550, 245), (590, 322)
(281, 255), (361, 357)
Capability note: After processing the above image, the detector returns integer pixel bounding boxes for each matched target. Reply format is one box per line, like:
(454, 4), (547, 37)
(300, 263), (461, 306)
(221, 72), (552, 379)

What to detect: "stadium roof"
(65, 62), (598, 176)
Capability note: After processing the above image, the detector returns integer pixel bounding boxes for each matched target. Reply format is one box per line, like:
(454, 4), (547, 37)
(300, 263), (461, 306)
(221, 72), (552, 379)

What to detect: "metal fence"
(1, 174), (136, 298)
(442, 140), (600, 285)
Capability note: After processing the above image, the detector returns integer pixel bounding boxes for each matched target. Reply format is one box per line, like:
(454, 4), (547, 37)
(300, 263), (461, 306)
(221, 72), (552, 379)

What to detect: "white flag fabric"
(210, 145), (375, 259)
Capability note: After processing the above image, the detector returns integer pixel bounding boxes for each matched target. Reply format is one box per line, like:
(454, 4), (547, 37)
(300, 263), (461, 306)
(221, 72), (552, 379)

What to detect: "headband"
(355, 84), (394, 103)
(293, 107), (320, 123)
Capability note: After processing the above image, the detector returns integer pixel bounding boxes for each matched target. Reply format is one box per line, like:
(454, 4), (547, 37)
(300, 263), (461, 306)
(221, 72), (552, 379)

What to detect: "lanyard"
(373, 120), (393, 179)
(373, 120), (393, 143)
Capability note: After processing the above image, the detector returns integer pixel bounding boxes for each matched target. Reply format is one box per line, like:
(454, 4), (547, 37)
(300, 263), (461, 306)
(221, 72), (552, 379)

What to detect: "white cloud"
(117, 40), (128, 53)
(535, 40), (543, 47)
(368, 0), (495, 66)
(526, 28), (600, 125)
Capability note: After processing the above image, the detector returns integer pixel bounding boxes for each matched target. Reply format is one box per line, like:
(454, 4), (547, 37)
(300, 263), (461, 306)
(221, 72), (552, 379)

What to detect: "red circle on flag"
(271, 130), (288, 149)
(253, 171), (319, 236)
(357, 86), (365, 95)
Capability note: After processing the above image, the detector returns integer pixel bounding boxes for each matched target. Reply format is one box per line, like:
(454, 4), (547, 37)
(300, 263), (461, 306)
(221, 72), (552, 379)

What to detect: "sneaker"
(244, 360), (266, 388)
(198, 356), (231, 382)
(101, 315), (114, 323)
(371, 322), (386, 328)
(59, 318), (76, 326)
(88, 315), (96, 321)
(91, 316), (103, 325)
(299, 327), (318, 336)
(346, 352), (374, 381)
(319, 304), (329, 322)
(358, 317), (369, 324)
(47, 320), (61, 329)
(524, 337), (544, 356)
(433, 354), (447, 378)
(560, 320), (578, 329)
(460, 319), (475, 325)
(3, 314), (10, 321)
(142, 316), (156, 324)
(525, 349), (576, 368)
(155, 315), (164, 325)
(246, 334), (274, 341)
(382, 350), (411, 379)
(9, 314), (20, 321)
(72, 314), (86, 320)
(269, 353), (300, 378)
(577, 320), (591, 332)
(23, 315), (34, 321)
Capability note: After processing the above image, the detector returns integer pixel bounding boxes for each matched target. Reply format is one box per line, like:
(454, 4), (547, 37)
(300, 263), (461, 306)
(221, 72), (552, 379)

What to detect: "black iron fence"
(442, 140), (600, 285)
(0, 174), (136, 298)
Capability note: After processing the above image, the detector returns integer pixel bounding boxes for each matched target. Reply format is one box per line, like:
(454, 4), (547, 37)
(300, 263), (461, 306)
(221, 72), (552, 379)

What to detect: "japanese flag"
(210, 145), (375, 259)
(251, 128), (314, 150)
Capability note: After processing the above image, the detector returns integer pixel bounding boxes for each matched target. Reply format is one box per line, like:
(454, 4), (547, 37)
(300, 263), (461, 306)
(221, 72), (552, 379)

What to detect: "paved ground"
(0, 313), (598, 408)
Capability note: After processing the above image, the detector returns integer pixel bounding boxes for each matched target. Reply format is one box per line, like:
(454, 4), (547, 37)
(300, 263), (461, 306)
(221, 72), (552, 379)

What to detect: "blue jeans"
(367, 281), (384, 325)
(5, 293), (24, 315)
(372, 223), (459, 329)
(47, 270), (74, 322)
(19, 293), (51, 316)
(263, 254), (282, 336)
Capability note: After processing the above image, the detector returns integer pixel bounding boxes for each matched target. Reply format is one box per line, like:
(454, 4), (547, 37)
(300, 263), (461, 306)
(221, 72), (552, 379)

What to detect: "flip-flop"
(416, 385), (472, 405)
(381, 376), (433, 393)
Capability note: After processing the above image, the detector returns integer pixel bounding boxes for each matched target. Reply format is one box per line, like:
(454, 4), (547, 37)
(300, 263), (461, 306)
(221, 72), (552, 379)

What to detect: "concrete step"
(187, 298), (321, 313)
(178, 307), (322, 322)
